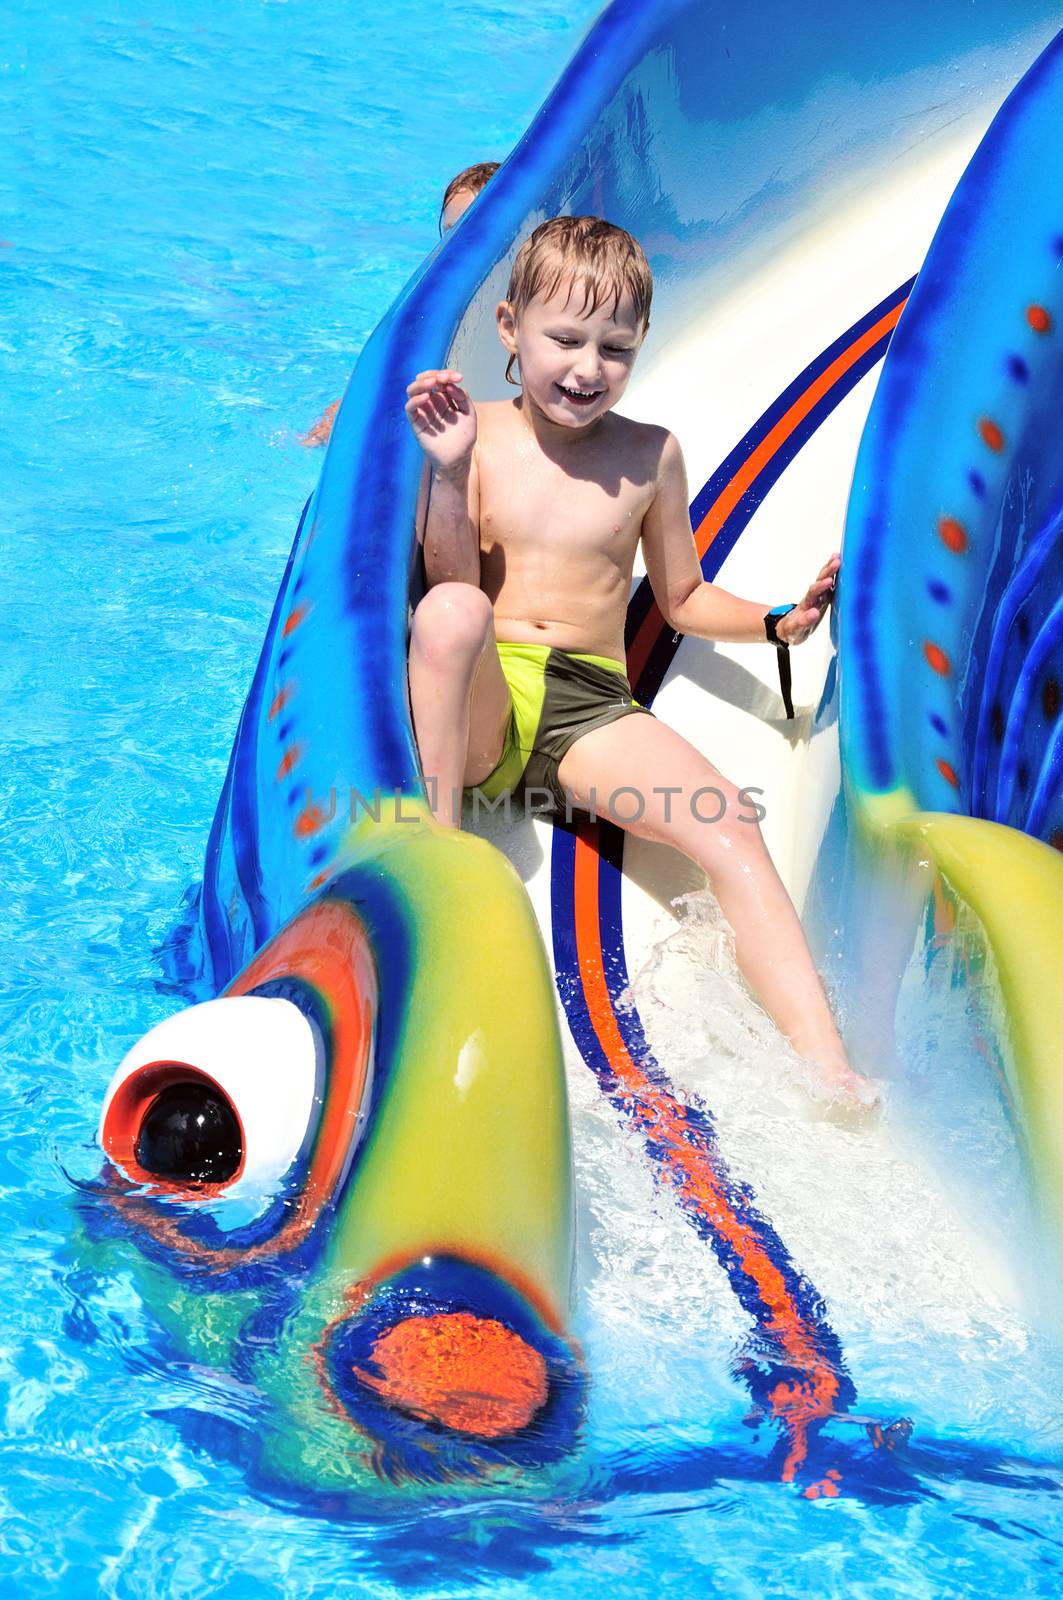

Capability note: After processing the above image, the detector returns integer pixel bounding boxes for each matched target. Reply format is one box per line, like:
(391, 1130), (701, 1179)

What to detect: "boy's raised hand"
(776, 553), (841, 647)
(405, 369), (476, 474)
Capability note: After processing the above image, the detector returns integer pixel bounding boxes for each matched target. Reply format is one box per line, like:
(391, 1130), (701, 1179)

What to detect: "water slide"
(91, 0), (1063, 1510)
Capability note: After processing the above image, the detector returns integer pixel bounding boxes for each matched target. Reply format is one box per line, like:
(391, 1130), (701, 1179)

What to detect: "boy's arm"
(406, 369), (480, 588)
(422, 454), (480, 587)
(641, 432), (837, 645)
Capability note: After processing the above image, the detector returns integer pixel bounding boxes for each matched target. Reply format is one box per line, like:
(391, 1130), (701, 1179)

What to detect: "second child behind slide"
(405, 215), (873, 1106)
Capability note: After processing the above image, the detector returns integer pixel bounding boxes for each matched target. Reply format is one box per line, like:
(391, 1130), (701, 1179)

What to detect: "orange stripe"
(693, 304), (905, 558)
(627, 299), (906, 689)
(572, 828), (838, 1479)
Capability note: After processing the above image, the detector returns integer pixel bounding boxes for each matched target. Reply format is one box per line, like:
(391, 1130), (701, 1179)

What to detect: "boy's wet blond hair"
(503, 215), (653, 383)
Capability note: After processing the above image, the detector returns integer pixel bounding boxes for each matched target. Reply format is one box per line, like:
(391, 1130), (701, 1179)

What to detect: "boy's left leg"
(556, 712), (870, 1100)
(408, 584), (512, 828)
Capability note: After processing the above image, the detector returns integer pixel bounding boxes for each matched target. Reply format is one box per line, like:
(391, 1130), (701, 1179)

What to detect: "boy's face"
(497, 276), (645, 428)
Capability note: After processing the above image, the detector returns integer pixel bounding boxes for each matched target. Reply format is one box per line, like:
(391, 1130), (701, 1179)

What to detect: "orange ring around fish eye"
(101, 1060), (247, 1197)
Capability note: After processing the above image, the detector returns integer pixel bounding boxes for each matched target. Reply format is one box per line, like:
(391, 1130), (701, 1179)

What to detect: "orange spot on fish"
(307, 869), (332, 891)
(355, 1313), (549, 1437)
(935, 758), (959, 788)
(268, 682), (295, 721)
(294, 804), (327, 838)
(924, 642), (950, 676)
(283, 603), (309, 637)
(977, 417), (1005, 452)
(937, 516), (967, 554)
(275, 743), (305, 781)
(1027, 304), (1052, 334)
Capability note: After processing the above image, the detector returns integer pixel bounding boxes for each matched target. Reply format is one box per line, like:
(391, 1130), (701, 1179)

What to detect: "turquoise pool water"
(4, 3), (1063, 1595)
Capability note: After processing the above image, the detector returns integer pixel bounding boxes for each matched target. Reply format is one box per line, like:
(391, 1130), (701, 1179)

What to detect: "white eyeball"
(98, 996), (324, 1200)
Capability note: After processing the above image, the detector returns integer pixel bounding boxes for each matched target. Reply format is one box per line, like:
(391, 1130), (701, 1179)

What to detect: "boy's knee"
(681, 779), (767, 835)
(411, 583), (492, 663)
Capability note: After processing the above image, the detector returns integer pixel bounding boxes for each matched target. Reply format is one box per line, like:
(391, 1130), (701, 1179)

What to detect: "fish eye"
(135, 1079), (243, 1184)
(99, 996), (325, 1199)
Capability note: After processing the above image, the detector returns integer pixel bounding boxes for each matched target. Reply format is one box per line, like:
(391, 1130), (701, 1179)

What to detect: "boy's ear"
(496, 299), (518, 354)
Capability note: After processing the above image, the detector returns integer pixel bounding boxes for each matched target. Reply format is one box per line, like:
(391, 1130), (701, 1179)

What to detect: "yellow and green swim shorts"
(469, 641), (653, 814)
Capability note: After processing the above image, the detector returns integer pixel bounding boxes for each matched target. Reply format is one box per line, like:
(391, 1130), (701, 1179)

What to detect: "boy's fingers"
(406, 382), (469, 419)
(407, 377), (449, 400)
(421, 390), (456, 423)
(405, 399), (444, 432)
(407, 369), (463, 395)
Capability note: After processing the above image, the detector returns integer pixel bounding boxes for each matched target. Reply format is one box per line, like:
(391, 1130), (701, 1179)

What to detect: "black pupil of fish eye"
(135, 1082), (243, 1184)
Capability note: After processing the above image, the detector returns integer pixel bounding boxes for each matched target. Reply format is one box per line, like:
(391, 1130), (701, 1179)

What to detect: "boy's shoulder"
(608, 413), (671, 447)
(472, 397), (515, 425)
(605, 412), (675, 472)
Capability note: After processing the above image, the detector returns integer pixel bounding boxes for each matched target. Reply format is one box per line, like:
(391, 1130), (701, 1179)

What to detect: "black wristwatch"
(764, 604), (797, 719)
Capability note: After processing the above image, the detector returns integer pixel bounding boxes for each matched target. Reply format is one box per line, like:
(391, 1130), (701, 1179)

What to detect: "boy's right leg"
(556, 711), (872, 1102)
(408, 583), (512, 828)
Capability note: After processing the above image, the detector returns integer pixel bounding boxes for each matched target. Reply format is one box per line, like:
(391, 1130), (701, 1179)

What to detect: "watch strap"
(764, 604), (797, 719)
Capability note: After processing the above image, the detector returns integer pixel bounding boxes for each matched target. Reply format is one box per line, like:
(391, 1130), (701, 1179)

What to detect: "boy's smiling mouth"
(557, 384), (603, 406)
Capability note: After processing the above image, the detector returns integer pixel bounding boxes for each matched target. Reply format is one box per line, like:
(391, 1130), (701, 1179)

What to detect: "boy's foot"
(793, 1045), (883, 1118)
(826, 1066), (882, 1111)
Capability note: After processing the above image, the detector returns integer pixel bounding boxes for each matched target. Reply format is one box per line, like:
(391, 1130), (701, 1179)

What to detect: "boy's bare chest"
(477, 451), (649, 566)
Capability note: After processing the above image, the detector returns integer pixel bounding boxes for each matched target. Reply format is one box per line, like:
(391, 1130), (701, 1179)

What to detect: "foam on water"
(568, 885), (1063, 1458)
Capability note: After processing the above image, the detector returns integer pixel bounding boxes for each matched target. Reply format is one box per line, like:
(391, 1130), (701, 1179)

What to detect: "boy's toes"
(824, 1071), (885, 1128)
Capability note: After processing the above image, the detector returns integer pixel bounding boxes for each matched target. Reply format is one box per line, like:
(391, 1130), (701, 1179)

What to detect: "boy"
(404, 215), (871, 1104)
(301, 161), (500, 448)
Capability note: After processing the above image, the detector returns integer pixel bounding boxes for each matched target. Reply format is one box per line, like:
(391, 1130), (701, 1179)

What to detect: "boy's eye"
(604, 346), (632, 356)
(552, 336), (578, 347)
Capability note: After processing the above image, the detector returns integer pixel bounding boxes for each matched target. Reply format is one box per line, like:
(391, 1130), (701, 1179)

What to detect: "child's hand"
(405, 369), (476, 474)
(776, 553), (840, 647)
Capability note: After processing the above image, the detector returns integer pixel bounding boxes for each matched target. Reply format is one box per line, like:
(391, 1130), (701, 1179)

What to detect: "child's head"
(439, 161), (500, 233)
(496, 216), (652, 427)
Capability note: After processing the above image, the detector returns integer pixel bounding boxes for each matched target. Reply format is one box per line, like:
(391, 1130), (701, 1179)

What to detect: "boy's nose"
(573, 358), (603, 386)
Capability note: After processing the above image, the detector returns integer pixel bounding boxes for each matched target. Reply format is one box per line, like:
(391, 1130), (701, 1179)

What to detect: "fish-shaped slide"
(87, 0), (1063, 1507)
